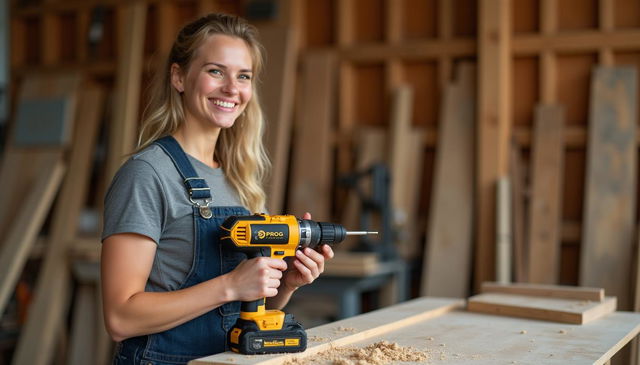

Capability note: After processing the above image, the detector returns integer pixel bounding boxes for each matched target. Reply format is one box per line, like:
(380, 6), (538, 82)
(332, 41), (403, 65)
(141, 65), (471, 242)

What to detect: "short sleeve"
(101, 158), (166, 243)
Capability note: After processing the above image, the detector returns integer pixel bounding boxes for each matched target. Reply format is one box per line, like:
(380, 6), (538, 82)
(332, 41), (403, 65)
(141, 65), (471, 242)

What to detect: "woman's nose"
(221, 77), (239, 95)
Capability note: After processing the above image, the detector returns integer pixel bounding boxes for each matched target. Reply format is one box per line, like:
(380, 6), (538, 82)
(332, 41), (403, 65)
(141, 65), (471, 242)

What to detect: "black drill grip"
(241, 298), (265, 313)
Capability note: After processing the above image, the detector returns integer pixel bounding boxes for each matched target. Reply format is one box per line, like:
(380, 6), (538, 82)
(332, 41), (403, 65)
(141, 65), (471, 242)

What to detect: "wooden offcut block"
(467, 293), (616, 324)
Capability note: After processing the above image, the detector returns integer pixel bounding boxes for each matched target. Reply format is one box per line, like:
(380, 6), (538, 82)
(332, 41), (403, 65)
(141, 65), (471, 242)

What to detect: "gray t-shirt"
(102, 144), (244, 291)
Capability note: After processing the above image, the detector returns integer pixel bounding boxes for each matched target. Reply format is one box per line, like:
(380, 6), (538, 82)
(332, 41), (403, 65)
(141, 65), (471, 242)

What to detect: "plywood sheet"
(468, 293), (616, 324)
(580, 66), (638, 310)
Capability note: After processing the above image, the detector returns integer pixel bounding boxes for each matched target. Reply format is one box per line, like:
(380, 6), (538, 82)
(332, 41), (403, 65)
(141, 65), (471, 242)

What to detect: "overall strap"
(154, 135), (212, 200)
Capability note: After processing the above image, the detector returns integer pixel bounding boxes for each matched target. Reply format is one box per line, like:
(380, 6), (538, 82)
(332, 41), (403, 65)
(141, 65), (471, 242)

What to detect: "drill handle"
(241, 298), (265, 313)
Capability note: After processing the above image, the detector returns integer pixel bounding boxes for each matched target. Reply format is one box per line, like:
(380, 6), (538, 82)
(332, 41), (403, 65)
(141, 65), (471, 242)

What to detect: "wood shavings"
(334, 326), (357, 334)
(309, 335), (330, 342)
(519, 330), (527, 334)
(283, 341), (428, 365)
(427, 336), (434, 341)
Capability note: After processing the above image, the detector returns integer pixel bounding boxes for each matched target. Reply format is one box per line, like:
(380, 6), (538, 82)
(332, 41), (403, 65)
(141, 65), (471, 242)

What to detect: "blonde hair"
(137, 13), (269, 213)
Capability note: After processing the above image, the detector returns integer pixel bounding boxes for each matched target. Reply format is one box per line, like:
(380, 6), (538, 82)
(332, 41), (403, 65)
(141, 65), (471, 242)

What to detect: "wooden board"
(0, 152), (65, 315)
(259, 25), (298, 214)
(191, 297), (463, 365)
(104, 2), (146, 182)
(422, 63), (475, 298)
(12, 84), (106, 365)
(475, 0), (512, 291)
(580, 66), (638, 310)
(467, 293), (617, 324)
(287, 51), (336, 220)
(527, 104), (565, 284)
(482, 282), (605, 302)
(191, 297), (640, 365)
(387, 85), (424, 260)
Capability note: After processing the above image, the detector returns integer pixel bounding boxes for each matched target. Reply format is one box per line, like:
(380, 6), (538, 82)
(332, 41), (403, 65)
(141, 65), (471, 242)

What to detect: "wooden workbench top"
(190, 297), (640, 365)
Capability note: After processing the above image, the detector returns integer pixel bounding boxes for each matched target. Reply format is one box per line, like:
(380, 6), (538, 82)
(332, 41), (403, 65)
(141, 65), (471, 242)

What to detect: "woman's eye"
(209, 69), (223, 77)
(239, 74), (252, 81)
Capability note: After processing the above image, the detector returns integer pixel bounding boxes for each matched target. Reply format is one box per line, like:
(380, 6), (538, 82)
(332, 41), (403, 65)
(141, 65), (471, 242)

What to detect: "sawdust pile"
(284, 341), (428, 365)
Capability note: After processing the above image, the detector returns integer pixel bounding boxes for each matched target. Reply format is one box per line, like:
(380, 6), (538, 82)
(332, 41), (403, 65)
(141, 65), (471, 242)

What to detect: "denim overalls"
(113, 136), (249, 365)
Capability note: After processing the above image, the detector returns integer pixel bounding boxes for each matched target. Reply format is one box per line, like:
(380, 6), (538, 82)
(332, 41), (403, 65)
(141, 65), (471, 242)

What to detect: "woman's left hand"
(282, 212), (334, 291)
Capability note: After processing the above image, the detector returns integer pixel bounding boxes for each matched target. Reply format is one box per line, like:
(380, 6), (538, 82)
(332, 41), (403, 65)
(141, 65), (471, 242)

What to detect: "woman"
(101, 13), (333, 364)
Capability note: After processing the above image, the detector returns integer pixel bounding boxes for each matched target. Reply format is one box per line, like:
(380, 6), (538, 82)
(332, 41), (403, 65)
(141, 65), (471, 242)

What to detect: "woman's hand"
(226, 257), (288, 301)
(282, 212), (334, 292)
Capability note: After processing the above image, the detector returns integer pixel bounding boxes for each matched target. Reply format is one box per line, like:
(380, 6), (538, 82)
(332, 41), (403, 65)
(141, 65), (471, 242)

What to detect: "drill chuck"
(298, 219), (377, 250)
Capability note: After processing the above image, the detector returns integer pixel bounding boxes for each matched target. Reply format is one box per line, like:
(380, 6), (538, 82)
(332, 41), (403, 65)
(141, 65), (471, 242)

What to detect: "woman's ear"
(170, 63), (185, 93)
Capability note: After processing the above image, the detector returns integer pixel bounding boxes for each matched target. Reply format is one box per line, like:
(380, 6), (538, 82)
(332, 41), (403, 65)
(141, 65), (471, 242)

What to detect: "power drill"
(220, 213), (377, 355)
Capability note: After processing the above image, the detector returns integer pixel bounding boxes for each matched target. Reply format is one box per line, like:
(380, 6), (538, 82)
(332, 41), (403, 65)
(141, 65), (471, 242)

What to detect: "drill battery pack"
(228, 314), (307, 355)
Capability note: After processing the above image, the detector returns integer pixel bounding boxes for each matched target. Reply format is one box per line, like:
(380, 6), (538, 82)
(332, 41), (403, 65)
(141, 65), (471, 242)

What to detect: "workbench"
(190, 297), (640, 365)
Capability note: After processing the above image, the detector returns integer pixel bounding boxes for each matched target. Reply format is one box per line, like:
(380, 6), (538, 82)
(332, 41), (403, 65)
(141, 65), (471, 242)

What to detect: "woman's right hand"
(226, 257), (288, 301)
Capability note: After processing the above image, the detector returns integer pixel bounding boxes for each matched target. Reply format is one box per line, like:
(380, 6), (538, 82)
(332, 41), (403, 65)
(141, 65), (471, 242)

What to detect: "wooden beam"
(287, 52), (336, 220)
(104, 1), (146, 183)
(475, 0), (512, 292)
(259, 25), (298, 214)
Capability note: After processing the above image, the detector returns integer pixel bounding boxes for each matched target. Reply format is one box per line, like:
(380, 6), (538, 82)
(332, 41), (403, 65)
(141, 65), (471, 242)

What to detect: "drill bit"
(346, 231), (378, 235)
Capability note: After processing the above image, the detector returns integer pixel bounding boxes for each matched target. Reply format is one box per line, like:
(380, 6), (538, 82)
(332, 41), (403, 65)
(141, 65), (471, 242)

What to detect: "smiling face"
(171, 34), (254, 131)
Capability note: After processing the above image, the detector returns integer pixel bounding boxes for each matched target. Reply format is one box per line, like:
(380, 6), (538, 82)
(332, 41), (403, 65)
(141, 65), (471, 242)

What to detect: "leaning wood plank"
(387, 85), (423, 260)
(0, 153), (65, 315)
(422, 63), (475, 297)
(259, 25), (298, 215)
(468, 293), (616, 324)
(482, 282), (604, 301)
(527, 104), (565, 284)
(580, 66), (638, 310)
(104, 2), (147, 182)
(287, 51), (336, 220)
(475, 0), (512, 291)
(12, 85), (106, 365)
(191, 297), (463, 365)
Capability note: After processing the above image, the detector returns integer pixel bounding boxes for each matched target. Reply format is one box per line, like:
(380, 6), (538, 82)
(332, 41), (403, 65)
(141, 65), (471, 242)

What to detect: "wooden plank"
(191, 297), (463, 365)
(0, 153), (65, 315)
(496, 176), (511, 284)
(12, 84), (106, 365)
(510, 141), (527, 282)
(482, 282), (605, 302)
(475, 0), (512, 291)
(104, 1), (146, 182)
(387, 85), (424, 260)
(422, 64), (475, 298)
(259, 25), (298, 214)
(527, 104), (565, 284)
(287, 51), (335, 220)
(191, 297), (640, 365)
(467, 293), (616, 324)
(580, 66), (638, 310)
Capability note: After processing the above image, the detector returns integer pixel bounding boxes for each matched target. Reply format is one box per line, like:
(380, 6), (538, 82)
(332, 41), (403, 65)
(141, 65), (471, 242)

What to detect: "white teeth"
(213, 99), (235, 108)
